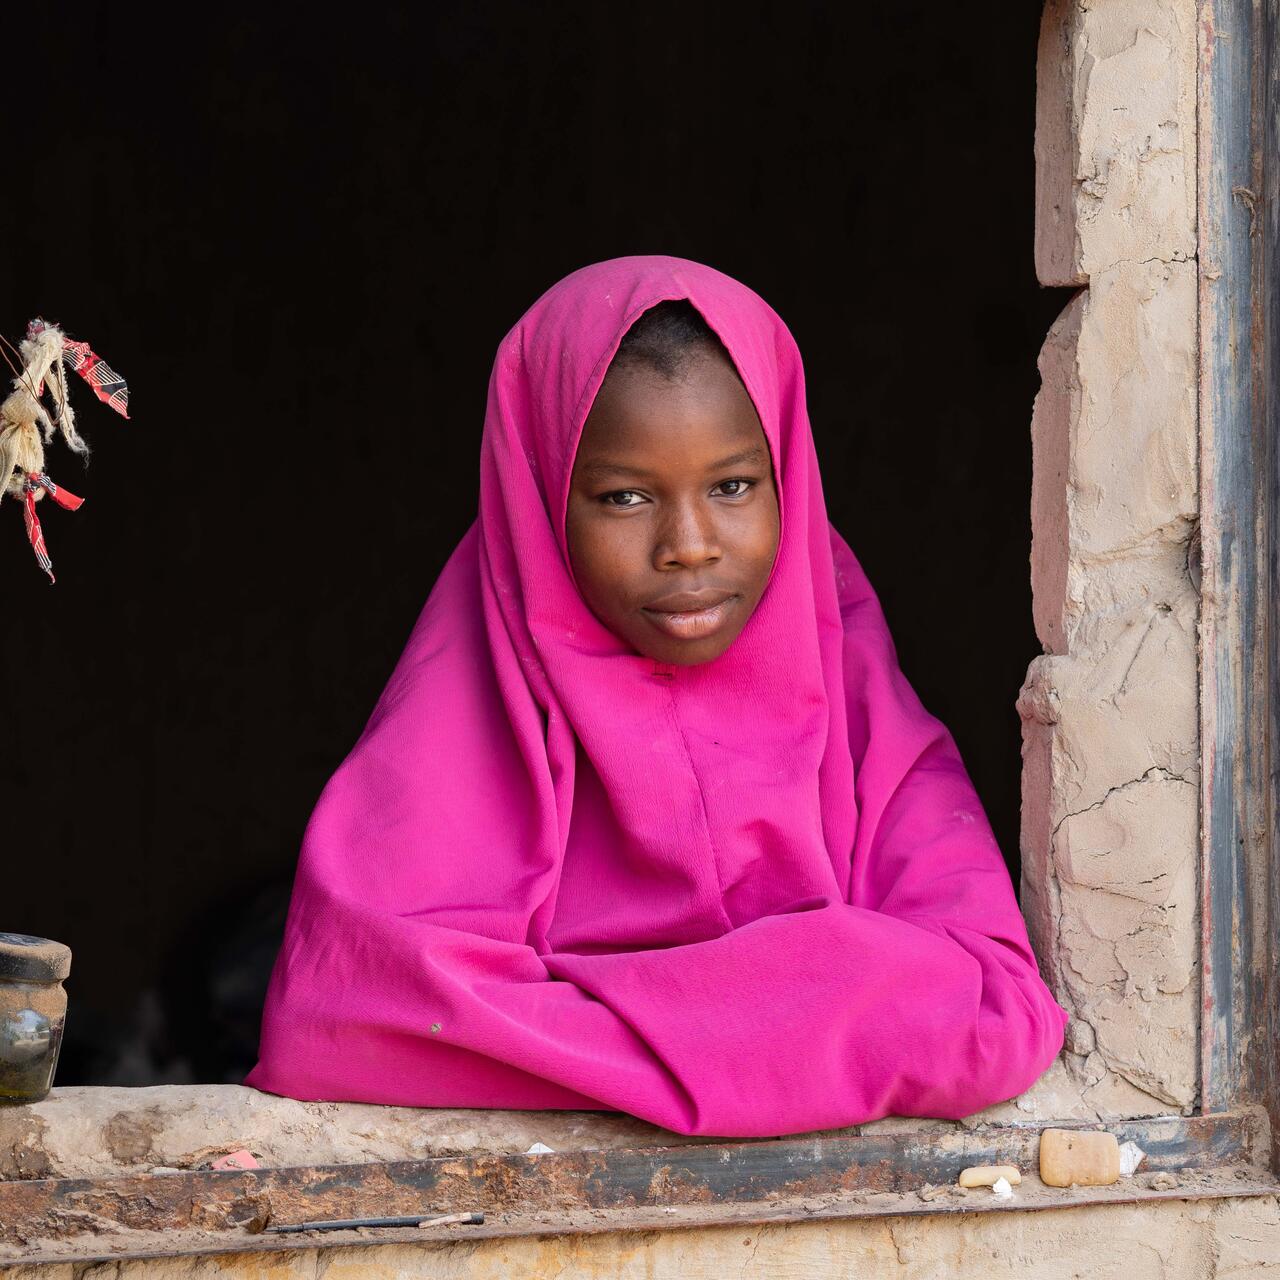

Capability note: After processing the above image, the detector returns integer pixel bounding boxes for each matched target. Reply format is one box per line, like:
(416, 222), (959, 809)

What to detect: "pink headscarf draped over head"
(245, 255), (1067, 1137)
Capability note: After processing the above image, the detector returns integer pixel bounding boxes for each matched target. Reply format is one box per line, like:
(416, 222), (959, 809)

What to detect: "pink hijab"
(244, 256), (1067, 1136)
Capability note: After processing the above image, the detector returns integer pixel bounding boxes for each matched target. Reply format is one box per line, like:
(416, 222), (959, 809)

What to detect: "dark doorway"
(2, 3), (1070, 1085)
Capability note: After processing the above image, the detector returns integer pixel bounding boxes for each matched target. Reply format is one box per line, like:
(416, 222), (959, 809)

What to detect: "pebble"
(208, 1148), (260, 1171)
(958, 1164), (1022, 1189)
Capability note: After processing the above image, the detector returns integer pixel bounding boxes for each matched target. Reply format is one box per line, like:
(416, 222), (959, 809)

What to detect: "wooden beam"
(1197, 0), (1277, 1123)
(0, 1111), (1269, 1265)
(1265, 0), (1280, 1157)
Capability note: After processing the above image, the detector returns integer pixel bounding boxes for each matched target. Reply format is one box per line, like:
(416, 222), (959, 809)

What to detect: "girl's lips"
(641, 597), (736, 641)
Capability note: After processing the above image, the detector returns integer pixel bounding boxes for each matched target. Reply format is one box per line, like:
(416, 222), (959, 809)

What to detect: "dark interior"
(1, 3), (1074, 1086)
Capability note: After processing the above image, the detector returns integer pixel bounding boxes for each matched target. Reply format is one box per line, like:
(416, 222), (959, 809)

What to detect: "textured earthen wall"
(0, 1195), (1277, 1279)
(1015, 0), (1202, 1118)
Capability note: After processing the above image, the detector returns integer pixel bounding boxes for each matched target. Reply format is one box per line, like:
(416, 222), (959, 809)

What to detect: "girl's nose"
(653, 500), (722, 570)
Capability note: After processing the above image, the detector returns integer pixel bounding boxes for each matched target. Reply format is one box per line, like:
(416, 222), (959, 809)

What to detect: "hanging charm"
(57, 334), (131, 419)
(0, 318), (130, 583)
(21, 473), (85, 583)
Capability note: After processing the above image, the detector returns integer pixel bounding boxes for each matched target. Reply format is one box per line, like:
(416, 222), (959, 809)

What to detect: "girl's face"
(566, 350), (780, 666)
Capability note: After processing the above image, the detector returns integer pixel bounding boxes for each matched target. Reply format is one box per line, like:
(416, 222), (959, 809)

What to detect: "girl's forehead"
(573, 355), (768, 469)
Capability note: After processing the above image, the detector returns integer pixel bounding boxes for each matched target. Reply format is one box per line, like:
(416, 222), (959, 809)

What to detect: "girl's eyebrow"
(578, 460), (652, 480)
(708, 446), (767, 471)
(579, 446), (767, 481)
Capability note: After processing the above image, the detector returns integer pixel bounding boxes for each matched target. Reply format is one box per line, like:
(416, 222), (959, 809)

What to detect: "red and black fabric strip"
(60, 339), (130, 419)
(20, 472), (85, 584)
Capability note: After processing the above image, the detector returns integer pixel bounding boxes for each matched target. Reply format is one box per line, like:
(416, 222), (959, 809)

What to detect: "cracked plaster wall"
(1016, 0), (1202, 1118)
(2, 1194), (1279, 1278)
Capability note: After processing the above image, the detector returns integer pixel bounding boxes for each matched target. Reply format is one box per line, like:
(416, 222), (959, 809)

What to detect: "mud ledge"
(0, 1089), (1274, 1266)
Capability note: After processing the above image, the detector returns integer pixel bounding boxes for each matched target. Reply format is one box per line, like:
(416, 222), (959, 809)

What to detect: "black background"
(1, 3), (1072, 1085)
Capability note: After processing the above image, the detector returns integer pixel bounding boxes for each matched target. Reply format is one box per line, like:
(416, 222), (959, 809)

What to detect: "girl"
(244, 256), (1068, 1137)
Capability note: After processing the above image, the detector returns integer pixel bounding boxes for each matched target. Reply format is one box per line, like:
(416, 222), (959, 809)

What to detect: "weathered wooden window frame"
(1198, 0), (1279, 1129)
(1, 0), (1277, 1264)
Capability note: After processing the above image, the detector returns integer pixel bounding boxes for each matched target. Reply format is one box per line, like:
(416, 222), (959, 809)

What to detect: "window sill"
(0, 1087), (1275, 1266)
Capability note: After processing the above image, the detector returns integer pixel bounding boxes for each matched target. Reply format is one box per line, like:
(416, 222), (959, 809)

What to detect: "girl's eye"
(713, 479), (754, 497)
(602, 490), (646, 507)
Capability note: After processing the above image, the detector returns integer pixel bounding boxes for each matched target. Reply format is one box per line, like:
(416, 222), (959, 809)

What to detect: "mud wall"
(1016, 0), (1202, 1118)
(1, 1194), (1278, 1279)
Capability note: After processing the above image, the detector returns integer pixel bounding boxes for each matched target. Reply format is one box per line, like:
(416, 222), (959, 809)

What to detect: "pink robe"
(244, 255), (1068, 1137)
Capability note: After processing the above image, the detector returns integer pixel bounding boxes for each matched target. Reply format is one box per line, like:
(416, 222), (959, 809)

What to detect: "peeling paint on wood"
(1196, 0), (1278, 1127)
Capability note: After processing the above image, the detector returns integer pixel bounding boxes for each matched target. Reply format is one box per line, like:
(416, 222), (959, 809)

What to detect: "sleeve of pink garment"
(243, 256), (1068, 1137)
